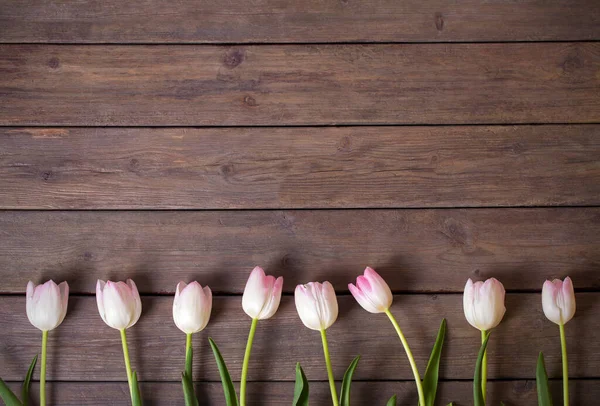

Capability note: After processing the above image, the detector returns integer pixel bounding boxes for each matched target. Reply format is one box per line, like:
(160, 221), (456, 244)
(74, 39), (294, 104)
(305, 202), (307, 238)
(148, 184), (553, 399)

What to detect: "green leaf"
(386, 394), (397, 406)
(474, 332), (491, 406)
(0, 377), (22, 406)
(131, 371), (143, 406)
(339, 355), (360, 406)
(536, 352), (553, 406)
(209, 338), (239, 406)
(21, 355), (37, 406)
(182, 372), (200, 406)
(422, 319), (446, 406)
(292, 363), (309, 406)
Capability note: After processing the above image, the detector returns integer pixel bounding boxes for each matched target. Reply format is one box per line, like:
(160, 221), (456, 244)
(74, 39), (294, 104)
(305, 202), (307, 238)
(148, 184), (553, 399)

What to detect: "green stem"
(385, 310), (426, 406)
(40, 330), (48, 406)
(185, 333), (193, 380)
(560, 324), (569, 406)
(320, 329), (339, 406)
(120, 329), (135, 404)
(481, 329), (488, 403)
(240, 318), (258, 406)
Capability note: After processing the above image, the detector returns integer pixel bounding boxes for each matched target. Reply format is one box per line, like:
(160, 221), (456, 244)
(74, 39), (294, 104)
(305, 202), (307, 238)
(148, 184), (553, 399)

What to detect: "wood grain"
(1, 0), (599, 43)
(1, 294), (599, 381)
(1, 126), (599, 209)
(1, 43), (599, 126)
(6, 380), (600, 405)
(1, 208), (598, 294)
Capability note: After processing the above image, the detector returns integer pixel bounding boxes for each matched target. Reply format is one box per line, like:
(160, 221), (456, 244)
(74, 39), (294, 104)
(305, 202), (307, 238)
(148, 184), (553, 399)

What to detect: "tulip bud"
(26, 280), (69, 331)
(348, 267), (393, 313)
(96, 279), (142, 330)
(294, 281), (338, 331)
(463, 278), (506, 331)
(173, 281), (212, 334)
(542, 277), (576, 326)
(242, 266), (284, 320)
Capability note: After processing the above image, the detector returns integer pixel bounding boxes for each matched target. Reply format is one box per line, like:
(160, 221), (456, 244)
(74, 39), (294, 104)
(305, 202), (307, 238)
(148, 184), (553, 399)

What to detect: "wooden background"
(1, 1), (599, 405)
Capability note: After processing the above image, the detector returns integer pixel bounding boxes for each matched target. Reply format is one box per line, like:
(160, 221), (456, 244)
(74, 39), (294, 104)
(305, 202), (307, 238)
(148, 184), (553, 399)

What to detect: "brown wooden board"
(1, 294), (598, 381)
(1, 44), (599, 126)
(1, 126), (599, 209)
(6, 380), (600, 405)
(1, 0), (599, 44)
(0, 208), (598, 294)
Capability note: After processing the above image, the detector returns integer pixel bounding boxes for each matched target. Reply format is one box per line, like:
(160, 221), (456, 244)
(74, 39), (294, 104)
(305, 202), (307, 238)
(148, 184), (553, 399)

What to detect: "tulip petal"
(127, 279), (142, 328)
(57, 281), (69, 326)
(96, 280), (108, 326)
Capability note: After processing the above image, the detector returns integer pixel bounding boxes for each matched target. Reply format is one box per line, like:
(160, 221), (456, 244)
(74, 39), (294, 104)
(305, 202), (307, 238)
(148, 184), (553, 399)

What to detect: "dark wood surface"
(1, 126), (598, 209)
(7, 381), (600, 406)
(1, 0), (599, 43)
(0, 209), (598, 294)
(1, 43), (599, 126)
(1, 0), (599, 404)
(1, 295), (599, 381)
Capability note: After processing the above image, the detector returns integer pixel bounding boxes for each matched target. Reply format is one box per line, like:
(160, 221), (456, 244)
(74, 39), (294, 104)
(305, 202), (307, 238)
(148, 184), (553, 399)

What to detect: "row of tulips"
(1, 267), (576, 406)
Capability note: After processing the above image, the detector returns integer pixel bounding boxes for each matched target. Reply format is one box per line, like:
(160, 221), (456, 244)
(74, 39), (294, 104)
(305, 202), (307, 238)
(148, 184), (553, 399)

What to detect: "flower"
(463, 278), (506, 331)
(96, 279), (142, 330)
(26, 280), (69, 331)
(542, 277), (576, 325)
(173, 281), (212, 334)
(348, 267), (393, 313)
(242, 266), (284, 320)
(294, 281), (338, 330)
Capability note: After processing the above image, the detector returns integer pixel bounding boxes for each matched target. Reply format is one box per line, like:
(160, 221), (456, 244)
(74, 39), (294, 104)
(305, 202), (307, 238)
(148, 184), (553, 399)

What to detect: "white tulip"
(96, 279), (142, 330)
(26, 280), (69, 331)
(173, 281), (212, 334)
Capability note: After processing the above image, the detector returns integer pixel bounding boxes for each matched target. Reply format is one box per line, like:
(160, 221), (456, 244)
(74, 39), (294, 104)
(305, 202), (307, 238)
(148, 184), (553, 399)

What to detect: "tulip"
(463, 277), (506, 403)
(348, 266), (392, 313)
(542, 277), (575, 326)
(96, 279), (142, 405)
(349, 268), (426, 406)
(295, 281), (339, 405)
(542, 277), (576, 406)
(463, 278), (506, 331)
(96, 279), (142, 330)
(26, 280), (69, 406)
(240, 267), (283, 406)
(173, 280), (212, 401)
(173, 281), (212, 334)
(295, 281), (338, 331)
(242, 266), (284, 320)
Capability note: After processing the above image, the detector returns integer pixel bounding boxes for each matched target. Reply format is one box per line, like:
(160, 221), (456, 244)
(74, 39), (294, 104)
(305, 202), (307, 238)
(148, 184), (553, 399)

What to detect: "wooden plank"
(0, 0), (598, 43)
(0, 209), (598, 294)
(1, 294), (598, 381)
(1, 126), (599, 209)
(6, 380), (600, 405)
(1, 44), (599, 126)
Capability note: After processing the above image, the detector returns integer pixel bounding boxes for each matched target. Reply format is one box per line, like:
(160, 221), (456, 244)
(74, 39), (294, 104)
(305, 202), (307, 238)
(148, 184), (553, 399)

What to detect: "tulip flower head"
(173, 281), (212, 334)
(295, 281), (338, 331)
(463, 278), (506, 331)
(96, 279), (142, 330)
(348, 267), (393, 313)
(242, 266), (284, 320)
(26, 280), (69, 331)
(542, 277), (576, 326)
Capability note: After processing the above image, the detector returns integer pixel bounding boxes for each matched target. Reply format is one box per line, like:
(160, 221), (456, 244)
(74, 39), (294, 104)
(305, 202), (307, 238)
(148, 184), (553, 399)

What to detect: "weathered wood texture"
(1, 294), (599, 381)
(1, 0), (599, 43)
(1, 43), (599, 126)
(7, 381), (600, 406)
(1, 209), (598, 294)
(1, 126), (599, 209)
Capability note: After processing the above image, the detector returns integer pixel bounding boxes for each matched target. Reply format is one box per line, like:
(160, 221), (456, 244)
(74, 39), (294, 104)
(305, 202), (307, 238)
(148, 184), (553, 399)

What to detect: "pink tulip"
(96, 279), (142, 330)
(295, 281), (338, 330)
(463, 278), (506, 331)
(26, 280), (69, 331)
(173, 281), (212, 334)
(348, 267), (393, 313)
(242, 266), (284, 320)
(542, 277), (576, 325)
